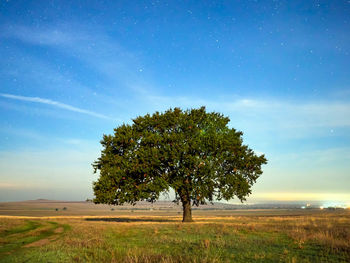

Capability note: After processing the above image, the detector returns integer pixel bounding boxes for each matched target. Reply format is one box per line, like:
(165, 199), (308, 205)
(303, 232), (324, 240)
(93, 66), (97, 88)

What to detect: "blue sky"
(0, 0), (349, 205)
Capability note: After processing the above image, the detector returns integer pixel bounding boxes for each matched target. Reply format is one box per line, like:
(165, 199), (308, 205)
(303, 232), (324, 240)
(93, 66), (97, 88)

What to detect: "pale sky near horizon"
(0, 1), (349, 206)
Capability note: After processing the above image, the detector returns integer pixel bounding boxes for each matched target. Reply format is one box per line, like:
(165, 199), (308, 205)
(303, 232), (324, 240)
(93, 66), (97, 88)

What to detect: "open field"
(0, 202), (349, 262)
(0, 200), (331, 217)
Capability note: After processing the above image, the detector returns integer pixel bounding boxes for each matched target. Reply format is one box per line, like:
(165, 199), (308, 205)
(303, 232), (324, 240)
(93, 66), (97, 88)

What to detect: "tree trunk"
(182, 199), (193, 222)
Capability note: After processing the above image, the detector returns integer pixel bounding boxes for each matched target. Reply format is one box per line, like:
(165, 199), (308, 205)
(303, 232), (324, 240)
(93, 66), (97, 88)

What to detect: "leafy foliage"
(93, 107), (267, 211)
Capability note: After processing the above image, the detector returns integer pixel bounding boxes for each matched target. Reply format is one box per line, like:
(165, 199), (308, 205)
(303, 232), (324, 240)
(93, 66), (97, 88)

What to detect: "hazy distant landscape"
(0, 199), (347, 217)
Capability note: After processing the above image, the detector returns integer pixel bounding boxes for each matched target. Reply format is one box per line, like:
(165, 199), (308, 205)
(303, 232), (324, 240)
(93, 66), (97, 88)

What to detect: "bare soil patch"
(54, 227), (64, 233)
(24, 238), (51, 247)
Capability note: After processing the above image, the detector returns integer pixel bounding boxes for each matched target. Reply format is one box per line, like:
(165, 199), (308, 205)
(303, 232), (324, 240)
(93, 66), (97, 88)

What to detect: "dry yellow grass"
(1, 209), (349, 262)
(45, 212), (350, 251)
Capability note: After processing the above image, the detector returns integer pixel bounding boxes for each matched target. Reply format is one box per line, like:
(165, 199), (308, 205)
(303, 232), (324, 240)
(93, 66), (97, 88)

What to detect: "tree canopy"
(93, 107), (267, 222)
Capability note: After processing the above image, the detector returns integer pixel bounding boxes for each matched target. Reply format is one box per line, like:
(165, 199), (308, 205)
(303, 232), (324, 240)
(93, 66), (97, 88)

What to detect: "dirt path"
(54, 227), (64, 233)
(24, 238), (51, 247)
(0, 221), (69, 257)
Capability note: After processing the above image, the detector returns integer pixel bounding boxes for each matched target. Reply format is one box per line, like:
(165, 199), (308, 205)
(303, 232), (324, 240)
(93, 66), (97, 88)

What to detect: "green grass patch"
(1, 215), (349, 263)
(102, 224), (348, 262)
(1, 221), (41, 237)
(0, 220), (69, 262)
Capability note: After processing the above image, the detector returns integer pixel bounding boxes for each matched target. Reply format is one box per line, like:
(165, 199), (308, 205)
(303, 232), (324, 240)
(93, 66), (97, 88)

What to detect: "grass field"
(0, 205), (349, 263)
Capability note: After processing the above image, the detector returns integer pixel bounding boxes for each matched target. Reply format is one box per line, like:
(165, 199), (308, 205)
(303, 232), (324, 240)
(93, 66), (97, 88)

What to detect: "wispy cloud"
(1, 24), (79, 46)
(0, 182), (49, 190)
(0, 93), (112, 120)
(0, 23), (156, 123)
(145, 95), (350, 138)
(2, 24), (151, 96)
(2, 24), (350, 137)
(0, 147), (97, 201)
(251, 192), (350, 203)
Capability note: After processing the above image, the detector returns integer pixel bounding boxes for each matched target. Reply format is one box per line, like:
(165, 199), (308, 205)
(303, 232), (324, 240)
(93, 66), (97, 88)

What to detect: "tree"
(92, 107), (267, 222)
